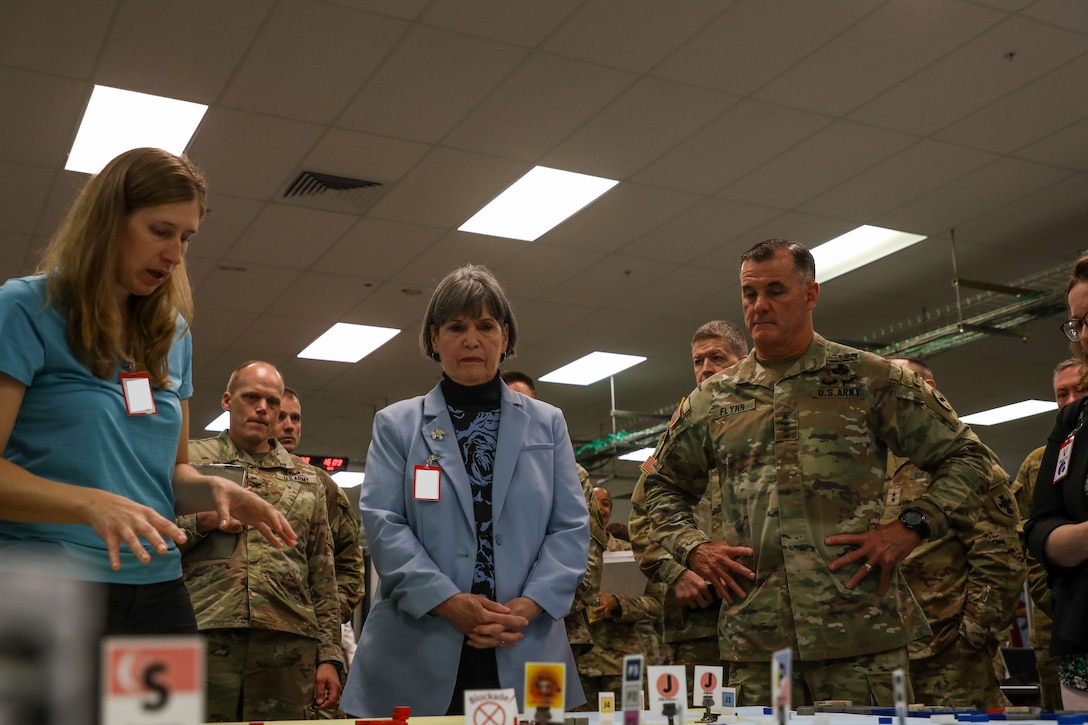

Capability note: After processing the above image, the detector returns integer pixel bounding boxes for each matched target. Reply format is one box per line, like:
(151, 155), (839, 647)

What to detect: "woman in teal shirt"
(0, 147), (295, 633)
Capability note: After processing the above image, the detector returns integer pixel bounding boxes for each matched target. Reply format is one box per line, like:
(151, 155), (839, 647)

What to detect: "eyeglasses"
(1061, 311), (1088, 341)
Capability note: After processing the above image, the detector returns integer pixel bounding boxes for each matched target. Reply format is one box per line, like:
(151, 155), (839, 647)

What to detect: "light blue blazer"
(341, 381), (590, 717)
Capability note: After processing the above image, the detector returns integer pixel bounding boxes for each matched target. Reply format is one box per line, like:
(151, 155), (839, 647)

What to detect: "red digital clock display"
(295, 454), (349, 474)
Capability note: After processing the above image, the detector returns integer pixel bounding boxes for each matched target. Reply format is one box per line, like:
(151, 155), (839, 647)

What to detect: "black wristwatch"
(898, 507), (931, 540)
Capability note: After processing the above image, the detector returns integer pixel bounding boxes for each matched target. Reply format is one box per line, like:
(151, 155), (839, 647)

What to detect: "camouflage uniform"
(881, 453), (1023, 709)
(631, 461), (725, 695)
(310, 466), (364, 624)
(578, 533), (667, 706)
(641, 335), (995, 707)
(1013, 446), (1061, 710)
(567, 464), (607, 658)
(310, 466), (363, 720)
(179, 433), (344, 722)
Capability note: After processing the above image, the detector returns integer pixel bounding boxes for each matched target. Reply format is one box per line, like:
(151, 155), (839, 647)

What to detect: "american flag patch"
(640, 454), (657, 476)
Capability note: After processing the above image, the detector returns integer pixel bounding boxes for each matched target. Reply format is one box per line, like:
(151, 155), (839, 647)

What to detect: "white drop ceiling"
(2, 0), (1087, 486)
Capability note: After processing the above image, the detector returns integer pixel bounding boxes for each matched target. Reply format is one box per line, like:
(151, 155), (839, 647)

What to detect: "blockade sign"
(101, 636), (204, 725)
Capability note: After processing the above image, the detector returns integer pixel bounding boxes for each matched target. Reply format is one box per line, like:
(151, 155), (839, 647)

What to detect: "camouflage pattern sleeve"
(880, 364), (993, 540)
(1014, 447), (1050, 615)
(176, 513), (202, 554)
(315, 468), (364, 623)
(629, 470), (687, 586)
(958, 463), (1026, 649)
(640, 394), (716, 566)
(305, 482), (346, 667)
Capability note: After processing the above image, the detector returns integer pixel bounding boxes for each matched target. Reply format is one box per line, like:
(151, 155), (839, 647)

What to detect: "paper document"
(600, 549), (648, 597)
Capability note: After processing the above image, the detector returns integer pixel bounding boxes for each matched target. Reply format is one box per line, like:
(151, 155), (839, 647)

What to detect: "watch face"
(901, 509), (923, 527)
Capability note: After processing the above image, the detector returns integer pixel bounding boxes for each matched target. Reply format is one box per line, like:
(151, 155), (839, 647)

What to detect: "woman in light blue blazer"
(341, 264), (590, 717)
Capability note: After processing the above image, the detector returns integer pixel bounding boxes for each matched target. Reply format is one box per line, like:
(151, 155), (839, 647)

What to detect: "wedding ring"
(864, 563), (873, 571)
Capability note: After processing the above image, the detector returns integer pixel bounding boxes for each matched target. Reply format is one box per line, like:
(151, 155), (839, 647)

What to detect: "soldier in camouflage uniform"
(880, 358), (1023, 709)
(179, 362), (344, 722)
(630, 320), (748, 697)
(1008, 358), (1086, 710)
(641, 240), (997, 708)
(500, 372), (607, 662)
(275, 387), (365, 720)
(567, 463), (608, 661)
(579, 486), (667, 706)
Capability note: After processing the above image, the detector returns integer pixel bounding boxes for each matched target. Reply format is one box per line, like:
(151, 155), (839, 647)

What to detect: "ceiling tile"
(935, 53), (1088, 153)
(1023, 0), (1088, 33)
(720, 121), (917, 208)
(0, 162), (55, 236)
(422, 0), (582, 47)
(302, 129), (429, 183)
(0, 69), (88, 168)
(0, 0), (114, 77)
(337, 24), (528, 143)
(799, 140), (997, 222)
(849, 16), (1088, 135)
(633, 99), (832, 194)
(443, 52), (636, 160)
(1015, 116), (1088, 169)
(186, 108), (326, 200)
(262, 270), (382, 320)
(755, 0), (1007, 115)
(542, 0), (725, 73)
(98, 0), (272, 102)
(652, 0), (883, 95)
(0, 233), (36, 277)
(491, 243), (606, 302)
(544, 182), (701, 253)
(620, 197), (781, 263)
(221, 1), (405, 123)
(311, 217), (445, 280)
(875, 156), (1074, 234)
(366, 147), (527, 228)
(222, 203), (357, 269)
(194, 263), (302, 314)
(543, 77), (739, 179)
(539, 254), (680, 308)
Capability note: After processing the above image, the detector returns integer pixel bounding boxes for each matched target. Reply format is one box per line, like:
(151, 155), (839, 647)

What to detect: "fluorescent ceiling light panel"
(618, 447), (656, 462)
(458, 166), (618, 242)
(960, 399), (1057, 426)
(298, 323), (400, 363)
(332, 472), (366, 488)
(66, 85), (208, 174)
(539, 351), (647, 386)
(811, 225), (927, 284)
(204, 411), (230, 432)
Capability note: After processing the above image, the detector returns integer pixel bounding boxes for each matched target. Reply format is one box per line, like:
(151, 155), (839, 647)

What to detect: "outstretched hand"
(208, 476), (297, 548)
(83, 489), (187, 571)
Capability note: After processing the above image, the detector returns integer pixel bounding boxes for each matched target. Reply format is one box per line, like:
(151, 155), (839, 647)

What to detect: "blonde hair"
(37, 148), (206, 388)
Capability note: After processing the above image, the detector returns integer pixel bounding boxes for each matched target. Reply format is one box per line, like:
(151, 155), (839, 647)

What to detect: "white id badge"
(120, 372), (157, 415)
(1055, 436), (1074, 483)
(414, 465), (441, 500)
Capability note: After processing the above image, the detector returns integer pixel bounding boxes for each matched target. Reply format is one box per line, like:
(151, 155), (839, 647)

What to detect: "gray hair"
(692, 320), (748, 359)
(1054, 357), (1082, 380)
(740, 239), (816, 286)
(419, 264), (518, 359)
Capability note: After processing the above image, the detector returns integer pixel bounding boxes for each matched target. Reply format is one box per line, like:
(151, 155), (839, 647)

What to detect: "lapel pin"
(426, 454), (440, 467)
(431, 428), (446, 441)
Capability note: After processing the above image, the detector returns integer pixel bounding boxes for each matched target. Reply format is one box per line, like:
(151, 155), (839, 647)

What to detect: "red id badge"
(120, 372), (157, 416)
(414, 465), (441, 501)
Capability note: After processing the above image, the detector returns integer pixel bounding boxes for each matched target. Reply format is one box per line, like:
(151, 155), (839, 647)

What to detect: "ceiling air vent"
(281, 170), (385, 215)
